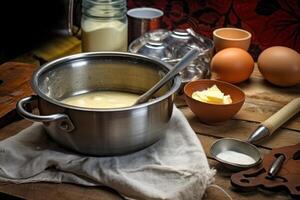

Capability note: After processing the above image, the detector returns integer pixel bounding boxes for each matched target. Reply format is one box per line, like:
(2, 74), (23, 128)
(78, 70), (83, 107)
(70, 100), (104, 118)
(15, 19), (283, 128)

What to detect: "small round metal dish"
(210, 138), (262, 171)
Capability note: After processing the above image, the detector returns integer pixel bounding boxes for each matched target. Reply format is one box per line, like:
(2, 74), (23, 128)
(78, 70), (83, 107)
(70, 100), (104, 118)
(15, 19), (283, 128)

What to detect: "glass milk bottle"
(81, 0), (128, 52)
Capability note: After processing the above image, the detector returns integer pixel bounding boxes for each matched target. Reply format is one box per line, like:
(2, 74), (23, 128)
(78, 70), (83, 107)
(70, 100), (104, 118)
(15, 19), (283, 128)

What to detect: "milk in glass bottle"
(81, 0), (128, 52)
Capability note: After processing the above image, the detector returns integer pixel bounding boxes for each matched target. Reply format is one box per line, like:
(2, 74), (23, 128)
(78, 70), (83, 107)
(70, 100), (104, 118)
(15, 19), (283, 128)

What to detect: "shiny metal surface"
(210, 138), (262, 171)
(247, 125), (270, 144)
(137, 40), (172, 61)
(129, 28), (214, 83)
(17, 52), (181, 156)
(67, 0), (74, 35)
(134, 48), (200, 105)
(17, 95), (75, 132)
(267, 154), (285, 178)
(127, 7), (164, 44)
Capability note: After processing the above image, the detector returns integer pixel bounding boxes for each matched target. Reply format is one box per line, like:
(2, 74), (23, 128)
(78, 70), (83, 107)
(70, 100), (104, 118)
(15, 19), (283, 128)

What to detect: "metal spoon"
(210, 97), (300, 171)
(133, 48), (201, 105)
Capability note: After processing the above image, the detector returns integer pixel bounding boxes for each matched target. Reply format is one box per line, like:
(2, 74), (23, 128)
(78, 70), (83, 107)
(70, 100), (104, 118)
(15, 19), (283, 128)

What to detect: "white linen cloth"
(0, 106), (214, 200)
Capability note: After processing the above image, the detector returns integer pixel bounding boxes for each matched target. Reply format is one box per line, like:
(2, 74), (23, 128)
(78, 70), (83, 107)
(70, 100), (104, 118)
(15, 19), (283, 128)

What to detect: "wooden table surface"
(0, 36), (299, 200)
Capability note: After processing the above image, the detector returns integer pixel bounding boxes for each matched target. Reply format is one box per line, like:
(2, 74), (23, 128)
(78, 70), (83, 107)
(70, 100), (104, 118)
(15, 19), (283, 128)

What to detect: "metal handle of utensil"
(17, 95), (75, 132)
(267, 154), (285, 178)
(133, 48), (201, 105)
(248, 97), (300, 143)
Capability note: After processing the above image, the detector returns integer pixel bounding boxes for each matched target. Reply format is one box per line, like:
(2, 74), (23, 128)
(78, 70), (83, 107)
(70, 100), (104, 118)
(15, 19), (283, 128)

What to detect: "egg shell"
(211, 48), (254, 84)
(257, 46), (300, 87)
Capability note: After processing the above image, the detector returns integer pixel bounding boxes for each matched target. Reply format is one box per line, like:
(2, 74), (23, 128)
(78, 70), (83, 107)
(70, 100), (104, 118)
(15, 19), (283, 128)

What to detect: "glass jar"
(81, 0), (128, 52)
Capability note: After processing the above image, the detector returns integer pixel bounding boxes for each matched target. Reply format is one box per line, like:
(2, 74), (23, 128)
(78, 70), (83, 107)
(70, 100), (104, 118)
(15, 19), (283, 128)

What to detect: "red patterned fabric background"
(128, 0), (300, 60)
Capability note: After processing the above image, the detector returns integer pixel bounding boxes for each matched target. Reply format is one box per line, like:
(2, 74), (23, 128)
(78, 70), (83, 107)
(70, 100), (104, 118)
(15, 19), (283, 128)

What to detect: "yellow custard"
(62, 91), (139, 109)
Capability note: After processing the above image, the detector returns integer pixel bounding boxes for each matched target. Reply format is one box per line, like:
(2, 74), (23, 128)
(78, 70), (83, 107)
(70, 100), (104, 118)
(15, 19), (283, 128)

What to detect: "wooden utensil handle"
(262, 98), (300, 134)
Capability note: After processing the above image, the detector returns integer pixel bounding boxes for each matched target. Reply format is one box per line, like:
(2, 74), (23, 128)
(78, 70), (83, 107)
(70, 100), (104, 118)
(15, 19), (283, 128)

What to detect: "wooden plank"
(0, 62), (36, 128)
(203, 158), (291, 200)
(11, 52), (40, 66)
(237, 67), (299, 128)
(236, 97), (300, 130)
(241, 78), (299, 104)
(238, 67), (299, 126)
(180, 107), (300, 149)
(33, 36), (81, 62)
(0, 183), (122, 200)
(0, 120), (32, 140)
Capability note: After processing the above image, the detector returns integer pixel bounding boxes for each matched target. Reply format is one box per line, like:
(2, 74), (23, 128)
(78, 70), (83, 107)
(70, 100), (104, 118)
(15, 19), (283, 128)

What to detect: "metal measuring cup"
(210, 97), (300, 171)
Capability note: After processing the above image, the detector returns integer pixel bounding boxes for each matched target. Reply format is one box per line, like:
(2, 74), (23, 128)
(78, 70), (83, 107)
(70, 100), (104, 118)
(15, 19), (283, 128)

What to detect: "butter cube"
(208, 85), (222, 93)
(192, 91), (208, 103)
(206, 91), (224, 103)
(191, 84), (232, 105)
(223, 95), (232, 104)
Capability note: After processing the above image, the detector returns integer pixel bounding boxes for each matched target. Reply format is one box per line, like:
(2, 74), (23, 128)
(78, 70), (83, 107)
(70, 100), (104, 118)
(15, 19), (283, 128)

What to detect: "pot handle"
(17, 95), (75, 132)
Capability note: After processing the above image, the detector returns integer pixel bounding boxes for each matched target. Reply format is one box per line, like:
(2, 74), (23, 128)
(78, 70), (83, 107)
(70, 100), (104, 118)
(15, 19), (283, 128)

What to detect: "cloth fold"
(0, 106), (214, 200)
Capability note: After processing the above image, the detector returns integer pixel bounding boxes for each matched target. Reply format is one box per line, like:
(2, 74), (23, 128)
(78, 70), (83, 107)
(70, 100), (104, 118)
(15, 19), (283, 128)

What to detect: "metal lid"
(170, 29), (191, 39)
(128, 28), (214, 82)
(136, 40), (172, 61)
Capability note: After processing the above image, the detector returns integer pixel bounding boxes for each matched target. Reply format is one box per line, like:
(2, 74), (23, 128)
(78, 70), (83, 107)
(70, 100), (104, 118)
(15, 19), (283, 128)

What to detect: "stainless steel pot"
(17, 52), (181, 156)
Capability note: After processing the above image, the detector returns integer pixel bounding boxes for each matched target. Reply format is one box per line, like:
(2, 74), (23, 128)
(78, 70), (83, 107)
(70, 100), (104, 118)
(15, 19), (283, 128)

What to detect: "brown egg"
(257, 46), (300, 87)
(211, 48), (254, 84)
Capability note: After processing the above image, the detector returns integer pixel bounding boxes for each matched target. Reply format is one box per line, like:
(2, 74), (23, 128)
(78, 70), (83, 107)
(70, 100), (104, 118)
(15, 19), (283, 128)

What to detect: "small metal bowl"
(210, 138), (262, 171)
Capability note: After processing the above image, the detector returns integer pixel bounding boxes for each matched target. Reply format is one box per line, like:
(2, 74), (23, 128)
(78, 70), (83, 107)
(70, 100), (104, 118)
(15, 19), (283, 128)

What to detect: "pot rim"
(32, 52), (182, 112)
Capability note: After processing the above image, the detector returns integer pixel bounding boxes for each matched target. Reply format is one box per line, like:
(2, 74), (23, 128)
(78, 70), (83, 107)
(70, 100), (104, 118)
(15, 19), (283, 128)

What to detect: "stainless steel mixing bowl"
(17, 52), (181, 156)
